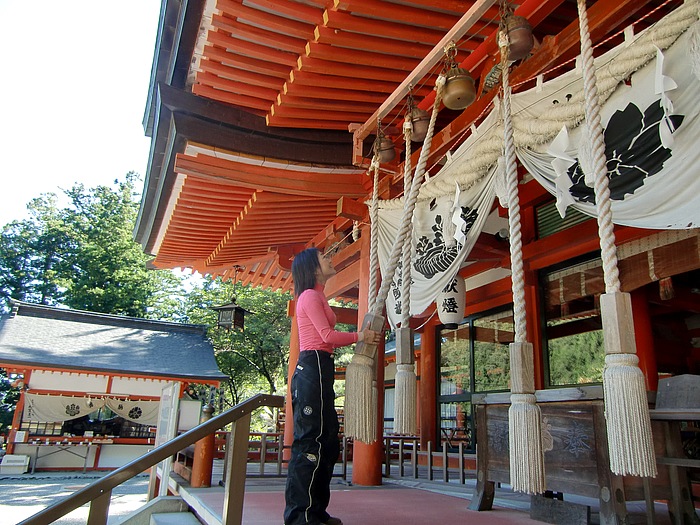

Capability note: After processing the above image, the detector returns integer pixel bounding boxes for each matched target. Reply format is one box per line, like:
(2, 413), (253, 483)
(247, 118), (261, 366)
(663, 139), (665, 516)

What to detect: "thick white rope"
(368, 159), (381, 313)
(577, 0), (657, 478)
(373, 77), (446, 314)
(394, 114), (418, 436)
(376, 0), (697, 207)
(501, 27), (546, 495)
(401, 116), (414, 327)
(349, 79), (444, 443)
(501, 41), (528, 345)
(577, 1), (620, 294)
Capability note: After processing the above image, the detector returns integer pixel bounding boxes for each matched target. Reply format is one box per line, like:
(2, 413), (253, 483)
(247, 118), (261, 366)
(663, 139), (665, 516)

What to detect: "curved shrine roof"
(0, 302), (228, 382)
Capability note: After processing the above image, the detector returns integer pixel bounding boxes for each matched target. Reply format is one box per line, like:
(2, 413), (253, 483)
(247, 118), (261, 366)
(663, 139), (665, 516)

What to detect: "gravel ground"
(0, 472), (150, 525)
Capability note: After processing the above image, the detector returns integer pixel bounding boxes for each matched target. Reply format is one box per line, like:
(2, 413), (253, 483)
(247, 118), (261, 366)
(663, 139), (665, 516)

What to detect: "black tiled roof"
(0, 301), (227, 381)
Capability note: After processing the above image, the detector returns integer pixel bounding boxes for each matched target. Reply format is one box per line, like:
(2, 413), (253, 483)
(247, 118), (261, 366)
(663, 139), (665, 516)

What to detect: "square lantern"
(211, 300), (251, 331)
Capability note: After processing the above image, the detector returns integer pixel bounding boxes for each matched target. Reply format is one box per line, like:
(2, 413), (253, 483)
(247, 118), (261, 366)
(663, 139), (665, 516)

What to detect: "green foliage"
(177, 278), (292, 409)
(548, 330), (605, 386)
(474, 341), (510, 392)
(0, 173), (184, 317)
(440, 337), (471, 391)
(0, 370), (19, 434)
(0, 174), (294, 428)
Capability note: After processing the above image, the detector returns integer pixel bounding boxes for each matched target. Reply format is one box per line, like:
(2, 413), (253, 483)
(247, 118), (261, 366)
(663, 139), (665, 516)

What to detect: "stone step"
(150, 511), (202, 525)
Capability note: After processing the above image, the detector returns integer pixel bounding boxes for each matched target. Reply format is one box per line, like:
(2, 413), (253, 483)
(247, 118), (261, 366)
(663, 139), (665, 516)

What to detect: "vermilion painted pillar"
(7, 389), (25, 455)
(191, 404), (214, 487)
(419, 318), (438, 448)
(283, 300), (300, 462)
(631, 288), (658, 391)
(520, 197), (545, 390)
(414, 353), (421, 427)
(7, 370), (29, 455)
(525, 276), (545, 391)
(352, 231), (384, 486)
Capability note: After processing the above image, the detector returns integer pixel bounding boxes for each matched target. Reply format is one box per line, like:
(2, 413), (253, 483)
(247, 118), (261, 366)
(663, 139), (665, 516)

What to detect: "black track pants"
(284, 350), (339, 525)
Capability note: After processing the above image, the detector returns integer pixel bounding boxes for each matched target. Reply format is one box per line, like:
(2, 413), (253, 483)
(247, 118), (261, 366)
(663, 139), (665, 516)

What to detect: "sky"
(0, 1), (162, 226)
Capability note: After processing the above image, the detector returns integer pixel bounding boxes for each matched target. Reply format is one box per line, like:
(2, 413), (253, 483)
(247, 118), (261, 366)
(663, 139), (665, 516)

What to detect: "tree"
(178, 277), (292, 408)
(0, 194), (70, 307)
(0, 173), (183, 318)
(0, 370), (19, 435)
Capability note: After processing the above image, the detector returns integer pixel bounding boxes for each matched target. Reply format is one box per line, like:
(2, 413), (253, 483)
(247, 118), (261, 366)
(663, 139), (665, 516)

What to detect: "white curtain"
(105, 398), (160, 426)
(23, 393), (105, 422)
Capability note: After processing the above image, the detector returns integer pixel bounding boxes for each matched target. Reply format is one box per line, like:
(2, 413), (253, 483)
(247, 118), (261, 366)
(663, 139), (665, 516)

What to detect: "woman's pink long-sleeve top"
(297, 284), (358, 353)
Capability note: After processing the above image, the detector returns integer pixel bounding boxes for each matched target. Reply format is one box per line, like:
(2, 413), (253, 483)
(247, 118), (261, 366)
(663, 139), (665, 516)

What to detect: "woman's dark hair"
(292, 247), (321, 297)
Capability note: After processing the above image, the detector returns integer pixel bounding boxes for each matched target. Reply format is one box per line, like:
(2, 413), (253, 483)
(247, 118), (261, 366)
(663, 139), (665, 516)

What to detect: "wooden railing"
(17, 393), (284, 525)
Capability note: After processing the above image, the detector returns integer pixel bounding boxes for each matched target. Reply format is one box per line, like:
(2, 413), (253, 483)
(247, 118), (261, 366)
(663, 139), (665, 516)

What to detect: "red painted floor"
(237, 487), (544, 525)
(185, 484), (544, 525)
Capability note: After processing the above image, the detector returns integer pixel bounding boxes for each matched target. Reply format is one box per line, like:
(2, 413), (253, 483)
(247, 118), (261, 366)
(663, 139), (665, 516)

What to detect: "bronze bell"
(409, 107), (430, 142)
(442, 67), (476, 111)
(377, 136), (396, 163)
(503, 15), (534, 61)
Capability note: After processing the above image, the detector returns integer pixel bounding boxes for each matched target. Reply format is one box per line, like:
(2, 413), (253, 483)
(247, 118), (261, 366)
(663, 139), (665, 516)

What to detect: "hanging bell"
(409, 107), (430, 142)
(442, 67), (476, 111)
(502, 15), (534, 62)
(376, 136), (396, 163)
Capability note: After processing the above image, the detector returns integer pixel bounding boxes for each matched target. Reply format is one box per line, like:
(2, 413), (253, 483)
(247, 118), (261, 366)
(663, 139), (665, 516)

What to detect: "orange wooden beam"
(174, 153), (367, 198)
(204, 46), (291, 78)
(296, 55), (410, 82)
(208, 31), (299, 68)
(218, 0), (315, 39)
(313, 25), (434, 59)
(192, 84), (270, 113)
(211, 15), (305, 53)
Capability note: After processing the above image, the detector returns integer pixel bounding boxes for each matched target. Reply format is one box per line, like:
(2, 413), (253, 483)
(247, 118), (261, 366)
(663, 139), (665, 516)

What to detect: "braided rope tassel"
(346, 77), (446, 443)
(577, 0), (656, 478)
(500, 29), (546, 495)
(394, 115), (417, 435)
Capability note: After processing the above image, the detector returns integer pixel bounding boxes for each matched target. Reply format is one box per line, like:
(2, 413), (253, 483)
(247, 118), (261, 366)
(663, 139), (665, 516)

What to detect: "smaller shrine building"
(0, 300), (227, 471)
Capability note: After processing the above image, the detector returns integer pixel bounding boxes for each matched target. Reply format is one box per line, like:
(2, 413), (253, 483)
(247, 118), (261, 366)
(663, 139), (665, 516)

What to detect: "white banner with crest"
(517, 27), (700, 228)
(376, 168), (496, 328)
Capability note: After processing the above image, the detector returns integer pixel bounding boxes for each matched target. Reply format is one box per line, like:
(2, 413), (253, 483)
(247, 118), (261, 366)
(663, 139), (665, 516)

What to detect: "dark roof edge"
(8, 300), (209, 335)
(0, 359), (228, 382)
(143, 0), (206, 136)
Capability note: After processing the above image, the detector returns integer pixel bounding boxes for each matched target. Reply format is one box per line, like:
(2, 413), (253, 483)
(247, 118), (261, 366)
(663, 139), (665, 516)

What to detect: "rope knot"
(605, 352), (639, 368)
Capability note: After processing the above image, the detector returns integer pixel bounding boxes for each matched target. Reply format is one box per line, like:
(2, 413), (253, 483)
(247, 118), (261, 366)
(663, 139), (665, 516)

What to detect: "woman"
(284, 247), (380, 525)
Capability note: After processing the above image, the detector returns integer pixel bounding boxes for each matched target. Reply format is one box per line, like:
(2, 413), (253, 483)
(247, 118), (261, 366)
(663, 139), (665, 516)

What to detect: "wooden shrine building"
(134, 0), (700, 517)
(0, 301), (227, 472)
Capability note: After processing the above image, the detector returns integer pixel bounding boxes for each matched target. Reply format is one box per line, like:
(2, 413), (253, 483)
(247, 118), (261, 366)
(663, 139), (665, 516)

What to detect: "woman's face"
(316, 251), (336, 284)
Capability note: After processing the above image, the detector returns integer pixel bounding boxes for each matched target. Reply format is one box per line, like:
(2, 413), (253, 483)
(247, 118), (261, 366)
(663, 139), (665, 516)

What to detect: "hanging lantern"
(210, 265), (252, 331)
(409, 106), (430, 142)
(443, 67), (476, 111)
(501, 15), (534, 62)
(436, 277), (466, 329)
(376, 135), (396, 163)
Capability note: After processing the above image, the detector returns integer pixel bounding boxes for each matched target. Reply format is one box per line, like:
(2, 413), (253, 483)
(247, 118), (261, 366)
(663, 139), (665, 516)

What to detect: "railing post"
(411, 438), (418, 479)
(86, 490), (111, 525)
(399, 439), (405, 477)
(427, 441), (433, 481)
(384, 437), (391, 477)
(459, 442), (465, 484)
(341, 436), (348, 480)
(222, 413), (252, 525)
(191, 403), (215, 488)
(277, 433), (283, 476)
(442, 441), (449, 483)
(260, 432), (268, 475)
